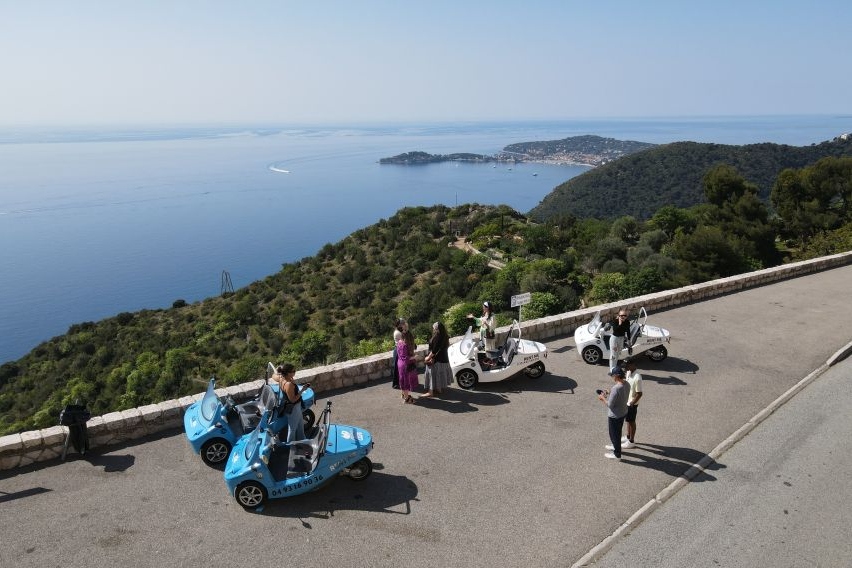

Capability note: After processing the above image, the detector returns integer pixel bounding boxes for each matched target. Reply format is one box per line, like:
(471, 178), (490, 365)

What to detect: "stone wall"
(2, 250), (850, 471)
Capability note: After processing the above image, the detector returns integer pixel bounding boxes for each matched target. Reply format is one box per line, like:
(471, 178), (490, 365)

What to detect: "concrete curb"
(570, 338), (852, 567)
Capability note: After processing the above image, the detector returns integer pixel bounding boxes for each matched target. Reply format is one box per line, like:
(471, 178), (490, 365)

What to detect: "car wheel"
(455, 369), (478, 390)
(302, 409), (316, 431)
(235, 481), (267, 509)
(346, 457), (372, 481)
(200, 438), (231, 466)
(524, 361), (545, 378)
(581, 346), (603, 365)
(646, 346), (668, 362)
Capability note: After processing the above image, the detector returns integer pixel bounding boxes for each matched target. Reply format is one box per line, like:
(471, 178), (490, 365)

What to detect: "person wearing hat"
(467, 301), (496, 352)
(598, 366), (630, 460)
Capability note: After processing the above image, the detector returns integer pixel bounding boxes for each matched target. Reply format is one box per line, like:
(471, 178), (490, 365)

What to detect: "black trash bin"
(59, 403), (91, 460)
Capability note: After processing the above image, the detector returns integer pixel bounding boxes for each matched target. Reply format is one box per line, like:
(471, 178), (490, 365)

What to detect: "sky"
(1, 0), (850, 126)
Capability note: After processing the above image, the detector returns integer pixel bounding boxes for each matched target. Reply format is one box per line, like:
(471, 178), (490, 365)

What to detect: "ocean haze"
(2, 116), (852, 364)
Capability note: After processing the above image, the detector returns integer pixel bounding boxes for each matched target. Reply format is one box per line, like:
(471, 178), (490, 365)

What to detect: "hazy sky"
(1, 1), (850, 126)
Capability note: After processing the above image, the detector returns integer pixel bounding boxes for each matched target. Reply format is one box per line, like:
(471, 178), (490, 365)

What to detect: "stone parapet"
(2, 250), (850, 471)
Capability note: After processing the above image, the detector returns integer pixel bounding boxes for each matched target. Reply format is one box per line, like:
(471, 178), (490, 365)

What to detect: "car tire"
(646, 345), (668, 362)
(523, 361), (545, 378)
(581, 346), (603, 365)
(456, 369), (478, 390)
(302, 409), (316, 431)
(200, 438), (231, 466)
(235, 481), (267, 509)
(346, 457), (372, 481)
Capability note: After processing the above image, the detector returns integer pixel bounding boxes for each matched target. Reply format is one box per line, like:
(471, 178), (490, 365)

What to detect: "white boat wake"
(268, 165), (291, 173)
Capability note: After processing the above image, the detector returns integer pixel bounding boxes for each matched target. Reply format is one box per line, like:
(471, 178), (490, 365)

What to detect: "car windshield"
(200, 379), (219, 423)
(459, 326), (476, 358)
(587, 311), (602, 334)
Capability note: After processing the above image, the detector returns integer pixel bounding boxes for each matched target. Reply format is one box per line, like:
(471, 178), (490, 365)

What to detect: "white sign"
(511, 292), (531, 307)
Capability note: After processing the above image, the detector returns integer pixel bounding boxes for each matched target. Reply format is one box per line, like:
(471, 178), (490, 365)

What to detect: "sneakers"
(621, 436), (629, 443)
(622, 441), (636, 449)
(604, 452), (621, 460)
(605, 444), (615, 450)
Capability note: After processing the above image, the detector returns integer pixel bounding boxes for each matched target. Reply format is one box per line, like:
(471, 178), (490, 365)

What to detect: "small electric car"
(574, 307), (671, 365)
(183, 364), (316, 466)
(448, 319), (547, 390)
(225, 400), (373, 510)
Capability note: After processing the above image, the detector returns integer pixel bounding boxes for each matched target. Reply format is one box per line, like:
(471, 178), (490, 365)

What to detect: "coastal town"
(379, 134), (657, 167)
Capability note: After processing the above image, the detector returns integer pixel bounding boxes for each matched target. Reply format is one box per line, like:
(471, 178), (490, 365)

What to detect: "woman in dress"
(422, 321), (451, 398)
(396, 328), (420, 404)
(468, 301), (496, 351)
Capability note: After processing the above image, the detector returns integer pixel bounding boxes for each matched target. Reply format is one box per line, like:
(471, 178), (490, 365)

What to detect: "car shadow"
(481, 372), (578, 395)
(255, 469), (419, 521)
(413, 388), (509, 413)
(620, 443), (725, 481)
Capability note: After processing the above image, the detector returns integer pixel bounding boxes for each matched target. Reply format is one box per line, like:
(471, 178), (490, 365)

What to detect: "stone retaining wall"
(2, 250), (850, 471)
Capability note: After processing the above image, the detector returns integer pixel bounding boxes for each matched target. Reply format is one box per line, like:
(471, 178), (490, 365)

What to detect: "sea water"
(1, 115), (851, 363)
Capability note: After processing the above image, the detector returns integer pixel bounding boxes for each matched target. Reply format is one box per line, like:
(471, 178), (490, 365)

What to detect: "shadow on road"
(255, 469), (419, 523)
(640, 373), (688, 386)
(413, 388), (509, 413)
(622, 443), (725, 481)
(0, 486), (52, 503)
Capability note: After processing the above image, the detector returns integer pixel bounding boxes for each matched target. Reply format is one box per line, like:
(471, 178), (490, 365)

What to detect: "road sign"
(511, 292), (531, 307)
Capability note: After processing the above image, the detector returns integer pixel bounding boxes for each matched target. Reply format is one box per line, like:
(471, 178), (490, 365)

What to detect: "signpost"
(511, 292), (531, 323)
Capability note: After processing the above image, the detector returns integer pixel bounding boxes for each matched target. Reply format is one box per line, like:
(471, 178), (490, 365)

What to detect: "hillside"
(529, 135), (852, 220)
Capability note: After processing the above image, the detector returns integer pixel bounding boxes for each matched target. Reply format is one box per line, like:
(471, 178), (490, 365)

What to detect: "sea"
(2, 115), (851, 364)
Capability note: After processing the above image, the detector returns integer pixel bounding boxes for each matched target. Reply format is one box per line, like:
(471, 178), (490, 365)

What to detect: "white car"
(574, 307), (670, 365)
(448, 320), (547, 389)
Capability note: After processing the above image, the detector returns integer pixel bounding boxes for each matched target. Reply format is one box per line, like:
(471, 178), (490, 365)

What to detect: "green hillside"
(2, 155), (851, 435)
(529, 135), (852, 220)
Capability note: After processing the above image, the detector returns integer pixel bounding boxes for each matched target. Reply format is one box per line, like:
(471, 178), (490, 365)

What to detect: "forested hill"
(529, 135), (852, 221)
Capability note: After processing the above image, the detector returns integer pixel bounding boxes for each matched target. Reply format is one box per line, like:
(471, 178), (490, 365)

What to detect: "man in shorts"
(623, 359), (643, 448)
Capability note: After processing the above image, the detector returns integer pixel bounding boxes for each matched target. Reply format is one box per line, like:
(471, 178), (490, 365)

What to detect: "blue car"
(184, 375), (316, 466)
(225, 400), (373, 510)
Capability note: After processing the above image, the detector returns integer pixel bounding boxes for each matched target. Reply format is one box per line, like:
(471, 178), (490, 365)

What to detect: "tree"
(703, 164), (757, 207)
(587, 273), (626, 305)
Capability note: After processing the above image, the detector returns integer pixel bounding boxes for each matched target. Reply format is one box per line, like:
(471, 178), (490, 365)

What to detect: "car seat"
(236, 384), (279, 432)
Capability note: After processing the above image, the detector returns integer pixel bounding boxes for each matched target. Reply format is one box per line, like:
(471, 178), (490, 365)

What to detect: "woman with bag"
(467, 301), (496, 352)
(396, 328), (420, 404)
(422, 321), (452, 398)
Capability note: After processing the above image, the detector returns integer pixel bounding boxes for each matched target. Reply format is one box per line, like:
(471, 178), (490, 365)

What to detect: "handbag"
(485, 329), (495, 339)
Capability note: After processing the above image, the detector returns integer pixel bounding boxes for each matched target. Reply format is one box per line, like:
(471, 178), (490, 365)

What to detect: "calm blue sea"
(2, 115), (851, 364)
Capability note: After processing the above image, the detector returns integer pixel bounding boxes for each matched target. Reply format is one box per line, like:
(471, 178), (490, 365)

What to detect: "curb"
(571, 338), (852, 567)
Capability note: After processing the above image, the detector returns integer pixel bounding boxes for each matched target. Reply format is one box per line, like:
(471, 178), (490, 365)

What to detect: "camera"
(595, 389), (604, 395)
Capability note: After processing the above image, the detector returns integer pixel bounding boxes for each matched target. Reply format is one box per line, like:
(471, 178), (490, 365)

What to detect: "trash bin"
(59, 403), (91, 460)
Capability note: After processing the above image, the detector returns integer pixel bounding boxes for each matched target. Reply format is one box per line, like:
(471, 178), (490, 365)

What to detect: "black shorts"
(625, 405), (638, 422)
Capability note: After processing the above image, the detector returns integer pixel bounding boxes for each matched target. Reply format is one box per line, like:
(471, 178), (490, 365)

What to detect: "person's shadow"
(620, 443), (725, 481)
(414, 388), (509, 413)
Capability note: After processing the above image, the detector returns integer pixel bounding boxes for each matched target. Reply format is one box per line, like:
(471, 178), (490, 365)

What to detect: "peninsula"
(380, 135), (657, 167)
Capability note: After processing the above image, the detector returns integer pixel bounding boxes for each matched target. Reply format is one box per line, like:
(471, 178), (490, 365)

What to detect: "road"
(1, 264), (851, 568)
(590, 353), (852, 568)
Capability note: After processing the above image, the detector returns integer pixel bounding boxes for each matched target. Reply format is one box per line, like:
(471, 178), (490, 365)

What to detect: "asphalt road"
(591, 355), (852, 568)
(2, 264), (851, 568)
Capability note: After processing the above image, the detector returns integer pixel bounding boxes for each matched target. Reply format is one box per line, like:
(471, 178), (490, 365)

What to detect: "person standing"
(623, 359), (643, 448)
(468, 301), (496, 352)
(422, 321), (452, 398)
(608, 309), (631, 371)
(598, 366), (629, 460)
(396, 328), (419, 404)
(391, 318), (407, 390)
(276, 363), (309, 442)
